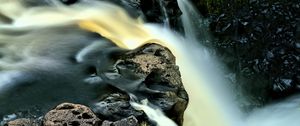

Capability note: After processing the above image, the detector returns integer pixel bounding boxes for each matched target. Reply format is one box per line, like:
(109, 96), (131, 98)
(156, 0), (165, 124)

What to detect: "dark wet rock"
(94, 44), (188, 126)
(5, 44), (188, 126)
(116, 44), (188, 125)
(93, 93), (145, 122)
(5, 118), (39, 126)
(139, 0), (182, 29)
(43, 103), (101, 126)
(101, 116), (138, 126)
(1, 42), (188, 125)
(192, 0), (300, 107)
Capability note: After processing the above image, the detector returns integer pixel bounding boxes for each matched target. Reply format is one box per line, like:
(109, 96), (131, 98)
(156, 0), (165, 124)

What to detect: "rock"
(5, 118), (39, 126)
(96, 44), (188, 125)
(101, 116), (138, 126)
(201, 0), (300, 108)
(5, 44), (188, 126)
(139, 0), (182, 29)
(93, 93), (145, 122)
(43, 103), (101, 126)
(125, 44), (188, 125)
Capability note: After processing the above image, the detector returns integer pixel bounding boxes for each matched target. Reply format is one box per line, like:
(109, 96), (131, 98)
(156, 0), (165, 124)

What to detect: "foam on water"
(130, 99), (177, 126)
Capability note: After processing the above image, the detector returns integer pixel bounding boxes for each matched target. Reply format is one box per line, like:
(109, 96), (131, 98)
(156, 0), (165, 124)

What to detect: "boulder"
(43, 103), (101, 126)
(97, 44), (188, 125)
(6, 44), (188, 126)
(5, 118), (39, 126)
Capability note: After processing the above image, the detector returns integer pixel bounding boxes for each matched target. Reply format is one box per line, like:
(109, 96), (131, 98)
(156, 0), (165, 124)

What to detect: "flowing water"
(0, 0), (300, 126)
(177, 0), (300, 126)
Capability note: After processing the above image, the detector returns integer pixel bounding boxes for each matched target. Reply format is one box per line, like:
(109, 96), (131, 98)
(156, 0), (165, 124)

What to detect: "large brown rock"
(96, 44), (188, 125)
(43, 103), (101, 126)
(125, 44), (188, 125)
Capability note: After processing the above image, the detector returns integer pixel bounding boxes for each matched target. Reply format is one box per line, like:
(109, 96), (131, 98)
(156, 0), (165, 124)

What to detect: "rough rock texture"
(101, 116), (138, 126)
(43, 103), (101, 126)
(93, 93), (145, 122)
(207, 0), (300, 107)
(5, 118), (39, 126)
(93, 44), (188, 125)
(6, 44), (188, 126)
(119, 44), (188, 125)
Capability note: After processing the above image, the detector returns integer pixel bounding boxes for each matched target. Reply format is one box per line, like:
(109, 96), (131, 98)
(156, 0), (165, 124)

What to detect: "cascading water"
(1, 0), (300, 126)
(177, 0), (300, 126)
(177, 0), (211, 43)
(157, 0), (170, 27)
(0, 0), (244, 125)
(174, 0), (244, 126)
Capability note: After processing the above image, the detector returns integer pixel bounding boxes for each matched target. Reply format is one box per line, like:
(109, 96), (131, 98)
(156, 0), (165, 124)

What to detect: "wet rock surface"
(105, 44), (188, 125)
(92, 93), (145, 122)
(5, 44), (188, 126)
(101, 116), (138, 126)
(191, 0), (300, 107)
(93, 44), (188, 125)
(139, 0), (182, 29)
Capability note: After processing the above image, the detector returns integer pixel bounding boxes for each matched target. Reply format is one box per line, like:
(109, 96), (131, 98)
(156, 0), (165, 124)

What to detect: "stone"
(5, 44), (188, 126)
(43, 103), (100, 126)
(125, 44), (188, 125)
(97, 44), (188, 125)
(101, 116), (138, 126)
(93, 93), (144, 122)
(5, 118), (39, 126)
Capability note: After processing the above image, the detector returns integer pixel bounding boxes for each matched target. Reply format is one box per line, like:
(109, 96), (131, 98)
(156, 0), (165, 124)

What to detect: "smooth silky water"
(1, 0), (300, 126)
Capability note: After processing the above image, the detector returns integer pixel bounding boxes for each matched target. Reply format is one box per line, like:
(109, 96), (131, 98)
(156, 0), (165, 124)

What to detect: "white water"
(130, 99), (177, 126)
(1, 0), (300, 126)
(177, 0), (300, 126)
(177, 0), (211, 43)
(177, 0), (243, 125)
(245, 95), (300, 126)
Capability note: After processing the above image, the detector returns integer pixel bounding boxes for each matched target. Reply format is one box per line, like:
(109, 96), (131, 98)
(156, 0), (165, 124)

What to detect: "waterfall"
(177, 0), (300, 126)
(177, 0), (211, 43)
(176, 0), (244, 126)
(1, 0), (299, 126)
(0, 0), (241, 125)
(157, 0), (170, 27)
(130, 99), (177, 126)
